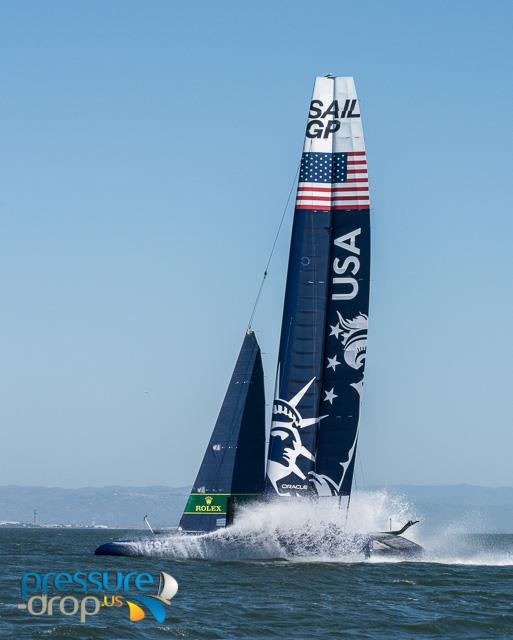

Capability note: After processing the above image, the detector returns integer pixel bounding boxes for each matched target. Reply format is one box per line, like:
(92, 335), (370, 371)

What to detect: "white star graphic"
(326, 355), (340, 371)
(324, 388), (338, 404)
(329, 323), (342, 339)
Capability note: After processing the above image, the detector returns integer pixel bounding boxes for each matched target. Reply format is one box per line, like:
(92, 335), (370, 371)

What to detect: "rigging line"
(247, 161), (301, 332)
(357, 450), (366, 489)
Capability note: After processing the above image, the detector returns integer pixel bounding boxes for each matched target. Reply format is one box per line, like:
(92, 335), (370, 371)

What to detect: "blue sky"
(0, 1), (512, 487)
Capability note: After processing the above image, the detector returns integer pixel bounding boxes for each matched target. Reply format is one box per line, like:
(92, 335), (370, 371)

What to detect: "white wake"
(125, 490), (415, 560)
(120, 490), (513, 565)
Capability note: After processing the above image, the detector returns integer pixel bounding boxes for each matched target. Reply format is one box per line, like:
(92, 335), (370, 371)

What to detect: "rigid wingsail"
(265, 76), (370, 501)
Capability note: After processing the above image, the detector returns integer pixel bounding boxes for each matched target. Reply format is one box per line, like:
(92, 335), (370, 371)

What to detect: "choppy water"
(2, 494), (513, 638)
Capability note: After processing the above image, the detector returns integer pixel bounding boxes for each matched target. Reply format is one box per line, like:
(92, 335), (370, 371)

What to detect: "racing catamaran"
(95, 76), (422, 558)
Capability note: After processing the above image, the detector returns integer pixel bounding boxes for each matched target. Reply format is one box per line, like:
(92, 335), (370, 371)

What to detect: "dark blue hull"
(94, 531), (424, 559)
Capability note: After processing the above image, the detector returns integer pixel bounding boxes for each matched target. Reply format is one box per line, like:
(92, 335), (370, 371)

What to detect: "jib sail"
(179, 331), (265, 532)
(265, 76), (370, 499)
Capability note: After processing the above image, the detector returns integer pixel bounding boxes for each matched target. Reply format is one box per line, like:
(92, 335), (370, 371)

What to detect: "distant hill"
(2, 484), (513, 531)
(0, 485), (190, 528)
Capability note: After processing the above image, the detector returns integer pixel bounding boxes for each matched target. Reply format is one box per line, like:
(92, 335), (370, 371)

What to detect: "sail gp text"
(306, 99), (360, 138)
(17, 570), (174, 624)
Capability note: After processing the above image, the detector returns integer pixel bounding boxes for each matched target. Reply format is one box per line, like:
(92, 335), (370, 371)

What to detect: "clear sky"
(1, 1), (512, 488)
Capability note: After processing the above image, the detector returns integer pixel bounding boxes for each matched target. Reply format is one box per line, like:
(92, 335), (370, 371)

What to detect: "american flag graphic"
(295, 151), (369, 210)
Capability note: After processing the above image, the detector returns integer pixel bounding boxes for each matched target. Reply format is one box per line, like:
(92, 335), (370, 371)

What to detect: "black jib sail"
(265, 76), (370, 499)
(179, 331), (266, 533)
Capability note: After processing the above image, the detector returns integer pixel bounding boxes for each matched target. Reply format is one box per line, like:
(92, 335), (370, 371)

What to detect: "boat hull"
(95, 540), (143, 556)
(94, 532), (424, 560)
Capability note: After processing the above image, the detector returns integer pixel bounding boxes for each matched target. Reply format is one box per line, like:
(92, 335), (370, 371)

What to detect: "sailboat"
(95, 76), (422, 559)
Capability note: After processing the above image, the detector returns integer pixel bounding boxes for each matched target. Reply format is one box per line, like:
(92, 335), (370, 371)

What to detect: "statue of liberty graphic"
(266, 374), (326, 496)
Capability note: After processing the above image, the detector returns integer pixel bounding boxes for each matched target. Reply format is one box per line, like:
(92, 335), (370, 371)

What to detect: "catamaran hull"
(95, 532), (424, 560)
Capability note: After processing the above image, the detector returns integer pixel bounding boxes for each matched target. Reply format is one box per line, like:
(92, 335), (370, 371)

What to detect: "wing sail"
(265, 76), (371, 499)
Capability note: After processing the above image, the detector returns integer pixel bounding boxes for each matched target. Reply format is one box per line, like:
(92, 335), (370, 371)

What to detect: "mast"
(265, 76), (370, 500)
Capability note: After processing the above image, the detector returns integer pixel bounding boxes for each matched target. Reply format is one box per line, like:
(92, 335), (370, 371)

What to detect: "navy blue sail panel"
(179, 331), (265, 532)
(311, 208), (370, 497)
(263, 210), (331, 496)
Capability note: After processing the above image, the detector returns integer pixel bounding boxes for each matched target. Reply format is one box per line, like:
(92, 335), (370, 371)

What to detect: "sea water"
(2, 491), (513, 639)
